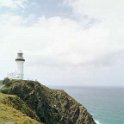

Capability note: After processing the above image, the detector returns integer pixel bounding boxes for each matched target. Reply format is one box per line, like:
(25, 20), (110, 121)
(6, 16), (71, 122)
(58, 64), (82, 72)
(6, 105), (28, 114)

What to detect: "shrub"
(2, 78), (11, 86)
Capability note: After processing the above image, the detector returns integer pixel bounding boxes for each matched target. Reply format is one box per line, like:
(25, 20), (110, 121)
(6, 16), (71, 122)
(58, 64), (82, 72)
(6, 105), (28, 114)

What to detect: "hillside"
(0, 78), (96, 124)
(0, 93), (42, 124)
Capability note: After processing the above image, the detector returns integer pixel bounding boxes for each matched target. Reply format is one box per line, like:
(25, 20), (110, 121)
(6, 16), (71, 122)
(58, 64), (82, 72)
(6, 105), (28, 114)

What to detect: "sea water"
(55, 86), (124, 124)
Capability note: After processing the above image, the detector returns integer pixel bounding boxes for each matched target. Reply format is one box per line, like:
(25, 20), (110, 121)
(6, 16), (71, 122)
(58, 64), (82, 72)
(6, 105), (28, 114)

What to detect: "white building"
(8, 51), (25, 80)
(15, 50), (25, 79)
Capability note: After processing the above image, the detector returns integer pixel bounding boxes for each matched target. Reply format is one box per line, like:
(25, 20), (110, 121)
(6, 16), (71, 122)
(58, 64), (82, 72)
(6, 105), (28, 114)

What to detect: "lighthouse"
(15, 50), (25, 79)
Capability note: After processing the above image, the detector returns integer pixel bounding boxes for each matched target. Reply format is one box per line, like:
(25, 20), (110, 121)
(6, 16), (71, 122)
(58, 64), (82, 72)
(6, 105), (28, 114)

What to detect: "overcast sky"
(0, 0), (124, 86)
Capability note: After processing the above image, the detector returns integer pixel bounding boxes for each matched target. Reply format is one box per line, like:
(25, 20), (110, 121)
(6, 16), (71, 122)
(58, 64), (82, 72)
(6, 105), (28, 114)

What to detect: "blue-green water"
(55, 87), (124, 124)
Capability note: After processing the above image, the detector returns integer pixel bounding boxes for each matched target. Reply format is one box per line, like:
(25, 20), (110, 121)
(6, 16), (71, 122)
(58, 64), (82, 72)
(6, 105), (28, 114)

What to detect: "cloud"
(0, 1), (124, 86)
(0, 14), (110, 66)
(0, 13), (119, 86)
(0, 0), (27, 8)
(65, 0), (124, 19)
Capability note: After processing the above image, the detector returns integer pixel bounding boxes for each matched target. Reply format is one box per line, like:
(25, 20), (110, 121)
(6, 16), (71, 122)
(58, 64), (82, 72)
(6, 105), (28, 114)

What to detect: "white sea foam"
(95, 120), (102, 124)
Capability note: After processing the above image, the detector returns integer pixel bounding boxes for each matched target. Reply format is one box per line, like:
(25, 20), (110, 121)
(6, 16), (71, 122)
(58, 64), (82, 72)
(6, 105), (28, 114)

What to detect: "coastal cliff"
(0, 79), (96, 124)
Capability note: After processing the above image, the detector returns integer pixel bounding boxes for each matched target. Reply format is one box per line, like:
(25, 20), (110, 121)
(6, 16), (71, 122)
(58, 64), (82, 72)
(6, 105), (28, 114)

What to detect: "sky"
(0, 0), (124, 86)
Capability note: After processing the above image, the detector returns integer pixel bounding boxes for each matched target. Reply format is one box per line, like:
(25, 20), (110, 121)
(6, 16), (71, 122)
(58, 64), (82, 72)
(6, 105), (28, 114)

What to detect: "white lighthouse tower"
(15, 50), (25, 79)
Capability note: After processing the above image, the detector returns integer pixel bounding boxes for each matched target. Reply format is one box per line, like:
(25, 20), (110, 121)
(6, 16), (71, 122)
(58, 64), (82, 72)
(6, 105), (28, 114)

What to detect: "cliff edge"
(0, 79), (96, 124)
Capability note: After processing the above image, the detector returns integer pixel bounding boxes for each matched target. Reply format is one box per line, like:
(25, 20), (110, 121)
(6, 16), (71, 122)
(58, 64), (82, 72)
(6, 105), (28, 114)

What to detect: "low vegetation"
(0, 93), (41, 124)
(0, 79), (96, 124)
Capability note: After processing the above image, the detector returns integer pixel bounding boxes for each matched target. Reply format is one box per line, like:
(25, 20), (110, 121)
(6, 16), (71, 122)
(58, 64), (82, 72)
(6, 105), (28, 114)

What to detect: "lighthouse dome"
(15, 50), (25, 61)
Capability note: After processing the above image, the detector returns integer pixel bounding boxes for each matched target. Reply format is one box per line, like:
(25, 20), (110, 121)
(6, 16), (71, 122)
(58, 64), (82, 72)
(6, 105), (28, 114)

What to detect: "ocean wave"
(95, 120), (102, 124)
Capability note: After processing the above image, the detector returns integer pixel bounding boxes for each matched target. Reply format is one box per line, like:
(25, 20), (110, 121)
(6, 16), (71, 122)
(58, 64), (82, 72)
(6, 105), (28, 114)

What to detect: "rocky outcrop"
(1, 79), (96, 124)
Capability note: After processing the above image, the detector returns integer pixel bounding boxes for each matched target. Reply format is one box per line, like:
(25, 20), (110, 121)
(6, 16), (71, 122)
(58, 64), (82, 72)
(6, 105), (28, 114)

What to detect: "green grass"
(0, 93), (42, 124)
(0, 80), (3, 85)
(0, 104), (40, 124)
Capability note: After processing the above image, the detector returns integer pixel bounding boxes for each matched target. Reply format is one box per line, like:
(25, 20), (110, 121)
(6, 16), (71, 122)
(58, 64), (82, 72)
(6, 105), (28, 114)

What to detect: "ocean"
(53, 86), (124, 124)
